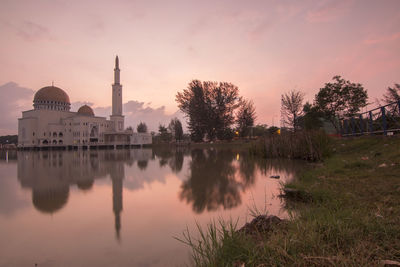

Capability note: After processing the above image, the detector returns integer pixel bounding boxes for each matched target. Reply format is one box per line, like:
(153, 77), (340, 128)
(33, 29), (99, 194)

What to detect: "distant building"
(18, 56), (152, 149)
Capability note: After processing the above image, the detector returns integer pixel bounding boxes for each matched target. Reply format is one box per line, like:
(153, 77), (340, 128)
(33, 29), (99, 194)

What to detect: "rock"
(238, 215), (283, 236)
(270, 175), (280, 179)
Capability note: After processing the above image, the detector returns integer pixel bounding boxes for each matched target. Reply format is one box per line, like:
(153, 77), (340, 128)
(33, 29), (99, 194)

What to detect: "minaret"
(111, 55), (124, 131)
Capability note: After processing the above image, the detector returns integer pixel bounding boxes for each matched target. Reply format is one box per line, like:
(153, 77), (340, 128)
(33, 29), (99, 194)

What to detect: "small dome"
(34, 86), (70, 104)
(77, 105), (94, 116)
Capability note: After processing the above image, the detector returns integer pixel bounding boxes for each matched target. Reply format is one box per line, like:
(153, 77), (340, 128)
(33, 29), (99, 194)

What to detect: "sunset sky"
(1, 0), (399, 134)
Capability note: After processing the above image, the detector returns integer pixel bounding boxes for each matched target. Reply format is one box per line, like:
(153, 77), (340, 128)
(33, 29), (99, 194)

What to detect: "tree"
(252, 124), (268, 137)
(176, 80), (242, 141)
(382, 83), (400, 105)
(137, 122), (148, 133)
(298, 102), (323, 130)
(158, 124), (171, 142)
(315, 75), (368, 132)
(236, 99), (256, 137)
(281, 90), (305, 130)
(168, 118), (184, 141)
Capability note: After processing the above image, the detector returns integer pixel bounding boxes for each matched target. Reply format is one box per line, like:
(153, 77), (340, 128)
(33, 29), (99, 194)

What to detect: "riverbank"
(181, 136), (400, 266)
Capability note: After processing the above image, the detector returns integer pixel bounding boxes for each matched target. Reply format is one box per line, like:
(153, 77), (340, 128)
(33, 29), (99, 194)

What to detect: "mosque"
(18, 56), (152, 149)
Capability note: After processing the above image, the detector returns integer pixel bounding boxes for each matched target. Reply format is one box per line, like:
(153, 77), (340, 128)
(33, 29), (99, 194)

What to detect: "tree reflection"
(179, 149), (255, 213)
(152, 146), (187, 173)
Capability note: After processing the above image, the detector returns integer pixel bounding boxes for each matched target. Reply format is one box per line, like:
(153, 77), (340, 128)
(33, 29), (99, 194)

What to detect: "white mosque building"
(18, 56), (152, 149)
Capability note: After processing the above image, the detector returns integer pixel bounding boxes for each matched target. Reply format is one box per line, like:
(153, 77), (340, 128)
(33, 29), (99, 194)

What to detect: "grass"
(249, 130), (332, 162)
(178, 136), (400, 266)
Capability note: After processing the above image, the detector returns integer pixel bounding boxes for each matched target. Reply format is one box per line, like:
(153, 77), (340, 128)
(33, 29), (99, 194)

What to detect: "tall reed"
(250, 130), (332, 161)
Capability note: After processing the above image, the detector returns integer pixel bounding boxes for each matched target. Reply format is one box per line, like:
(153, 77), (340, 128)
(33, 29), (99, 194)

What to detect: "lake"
(0, 147), (302, 267)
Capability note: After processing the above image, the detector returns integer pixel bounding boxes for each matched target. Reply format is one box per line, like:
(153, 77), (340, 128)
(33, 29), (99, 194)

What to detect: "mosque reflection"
(17, 149), (152, 240)
(15, 147), (302, 240)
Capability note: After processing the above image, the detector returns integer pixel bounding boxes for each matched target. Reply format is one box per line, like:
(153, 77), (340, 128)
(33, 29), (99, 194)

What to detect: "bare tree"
(281, 90), (305, 130)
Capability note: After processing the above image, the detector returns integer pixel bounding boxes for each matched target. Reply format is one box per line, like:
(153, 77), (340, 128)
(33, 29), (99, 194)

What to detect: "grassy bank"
(180, 136), (400, 266)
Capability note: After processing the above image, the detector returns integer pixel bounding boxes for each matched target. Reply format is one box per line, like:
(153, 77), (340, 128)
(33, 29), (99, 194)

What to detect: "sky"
(0, 0), (399, 134)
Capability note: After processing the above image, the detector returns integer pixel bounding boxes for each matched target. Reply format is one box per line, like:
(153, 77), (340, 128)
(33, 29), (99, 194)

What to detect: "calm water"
(0, 148), (302, 267)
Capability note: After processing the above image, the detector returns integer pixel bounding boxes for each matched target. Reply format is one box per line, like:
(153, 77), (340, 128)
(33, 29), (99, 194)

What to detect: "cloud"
(15, 20), (54, 42)
(0, 82), (186, 135)
(0, 82), (34, 135)
(76, 100), (186, 132)
(306, 0), (353, 23)
(364, 32), (400, 45)
(120, 100), (186, 132)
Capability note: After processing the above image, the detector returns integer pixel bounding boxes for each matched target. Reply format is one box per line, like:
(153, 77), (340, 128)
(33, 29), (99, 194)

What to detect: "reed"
(250, 130), (332, 161)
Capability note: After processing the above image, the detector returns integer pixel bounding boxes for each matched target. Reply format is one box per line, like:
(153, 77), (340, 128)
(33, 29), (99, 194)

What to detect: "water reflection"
(0, 147), (306, 266)
(13, 148), (303, 242)
(17, 149), (153, 241)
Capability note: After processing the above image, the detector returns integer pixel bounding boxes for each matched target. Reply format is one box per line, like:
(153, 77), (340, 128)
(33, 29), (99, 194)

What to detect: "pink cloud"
(364, 32), (400, 45)
(306, 0), (354, 23)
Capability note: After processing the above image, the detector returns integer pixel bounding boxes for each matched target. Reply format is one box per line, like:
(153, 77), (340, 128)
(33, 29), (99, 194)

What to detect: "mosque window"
(33, 132), (35, 136)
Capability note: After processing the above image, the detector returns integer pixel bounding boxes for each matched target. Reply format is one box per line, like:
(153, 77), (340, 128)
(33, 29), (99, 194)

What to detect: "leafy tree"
(0, 135), (18, 145)
(252, 124), (268, 137)
(281, 90), (305, 130)
(158, 124), (171, 142)
(137, 122), (148, 133)
(236, 99), (256, 137)
(382, 83), (400, 105)
(298, 102), (324, 130)
(315, 75), (368, 132)
(168, 118), (184, 141)
(176, 80), (241, 141)
(176, 80), (207, 142)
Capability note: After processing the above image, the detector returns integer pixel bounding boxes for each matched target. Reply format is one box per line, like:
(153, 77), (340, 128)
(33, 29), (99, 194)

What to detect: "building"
(18, 56), (152, 149)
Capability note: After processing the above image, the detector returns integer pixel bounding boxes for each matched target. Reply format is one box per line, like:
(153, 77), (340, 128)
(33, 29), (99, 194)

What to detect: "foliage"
(298, 102), (324, 130)
(158, 124), (172, 142)
(281, 90), (305, 130)
(315, 75), (368, 132)
(236, 99), (256, 137)
(252, 124), (268, 137)
(137, 122), (148, 133)
(382, 83), (400, 106)
(168, 118), (184, 141)
(250, 130), (332, 162)
(0, 135), (18, 145)
(180, 137), (400, 266)
(176, 80), (242, 141)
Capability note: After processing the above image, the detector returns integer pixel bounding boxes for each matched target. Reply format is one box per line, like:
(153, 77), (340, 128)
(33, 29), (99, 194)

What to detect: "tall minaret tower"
(111, 55), (124, 131)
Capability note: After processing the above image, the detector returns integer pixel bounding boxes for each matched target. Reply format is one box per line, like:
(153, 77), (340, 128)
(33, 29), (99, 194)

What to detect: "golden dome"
(77, 105), (94, 116)
(34, 86), (70, 104)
